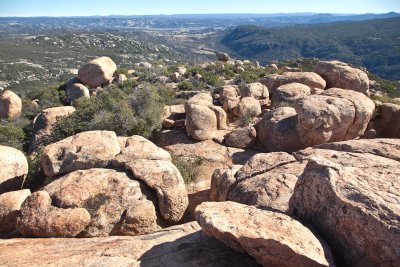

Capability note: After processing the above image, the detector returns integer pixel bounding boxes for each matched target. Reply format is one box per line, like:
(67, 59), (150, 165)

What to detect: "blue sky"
(0, 0), (399, 17)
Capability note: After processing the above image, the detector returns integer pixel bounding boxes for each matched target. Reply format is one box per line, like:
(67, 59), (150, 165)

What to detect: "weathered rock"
(0, 90), (22, 119)
(176, 66), (187, 75)
(41, 131), (120, 178)
(281, 66), (302, 72)
(271, 82), (311, 108)
(16, 191), (91, 237)
(67, 82), (90, 102)
(116, 159), (188, 223)
(321, 88), (375, 138)
(220, 85), (238, 104)
(234, 97), (262, 118)
(185, 93), (227, 141)
(315, 60), (369, 94)
(196, 201), (335, 267)
(241, 82), (269, 100)
(115, 73), (127, 84)
(256, 107), (303, 152)
(30, 106), (76, 153)
(270, 63), (279, 71)
(0, 189), (31, 235)
(0, 145), (28, 194)
(210, 165), (242, 202)
(215, 51), (230, 62)
(294, 95), (356, 147)
(261, 72), (326, 95)
(289, 145), (400, 267)
(0, 222), (259, 267)
(224, 126), (257, 148)
(370, 103), (400, 138)
(42, 168), (159, 237)
(78, 56), (117, 88)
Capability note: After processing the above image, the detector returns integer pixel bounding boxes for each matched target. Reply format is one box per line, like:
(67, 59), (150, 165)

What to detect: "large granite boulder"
(369, 102), (400, 138)
(290, 139), (400, 267)
(241, 82), (269, 100)
(0, 222), (259, 267)
(224, 126), (257, 149)
(66, 82), (90, 102)
(0, 90), (22, 119)
(215, 51), (230, 62)
(40, 131), (121, 178)
(196, 201), (335, 267)
(271, 82), (311, 108)
(78, 56), (117, 88)
(29, 106), (76, 153)
(315, 60), (369, 95)
(256, 107), (303, 152)
(0, 145), (28, 194)
(234, 97), (262, 118)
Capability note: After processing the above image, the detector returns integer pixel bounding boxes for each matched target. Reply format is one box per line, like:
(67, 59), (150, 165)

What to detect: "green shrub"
(172, 156), (205, 184)
(115, 67), (129, 76)
(0, 124), (26, 151)
(177, 80), (194, 91)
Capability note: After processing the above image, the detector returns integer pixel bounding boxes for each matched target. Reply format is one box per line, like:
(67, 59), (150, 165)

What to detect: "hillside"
(218, 17), (400, 80)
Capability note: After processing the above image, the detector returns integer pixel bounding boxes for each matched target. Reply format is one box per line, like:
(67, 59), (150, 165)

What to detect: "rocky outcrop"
(29, 106), (76, 153)
(271, 82), (311, 108)
(314, 60), (369, 95)
(66, 82), (90, 102)
(0, 145), (28, 194)
(16, 191), (91, 237)
(195, 201), (335, 267)
(0, 90), (22, 119)
(40, 131), (121, 178)
(224, 126), (256, 148)
(241, 82), (269, 100)
(38, 168), (158, 237)
(234, 97), (262, 118)
(0, 189), (31, 236)
(261, 72), (326, 95)
(185, 93), (227, 141)
(290, 140), (400, 267)
(256, 107), (303, 152)
(0, 222), (259, 267)
(219, 85), (238, 104)
(78, 56), (117, 88)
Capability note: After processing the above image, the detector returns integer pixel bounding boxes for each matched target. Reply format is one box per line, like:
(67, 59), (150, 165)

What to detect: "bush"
(172, 156), (205, 184)
(0, 124), (26, 151)
(177, 80), (194, 91)
(115, 67), (129, 76)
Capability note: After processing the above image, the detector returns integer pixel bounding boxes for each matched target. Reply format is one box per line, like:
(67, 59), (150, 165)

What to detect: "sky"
(0, 0), (399, 17)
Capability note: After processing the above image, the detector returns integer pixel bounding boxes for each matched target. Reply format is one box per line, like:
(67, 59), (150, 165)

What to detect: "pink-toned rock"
(369, 103), (400, 138)
(220, 85), (238, 103)
(16, 191), (91, 237)
(195, 201), (335, 267)
(0, 189), (31, 236)
(271, 82), (311, 108)
(315, 60), (369, 94)
(78, 56), (117, 88)
(224, 126), (256, 148)
(0, 90), (22, 119)
(241, 82), (269, 99)
(234, 97), (262, 118)
(0, 145), (28, 194)
(40, 131), (120, 178)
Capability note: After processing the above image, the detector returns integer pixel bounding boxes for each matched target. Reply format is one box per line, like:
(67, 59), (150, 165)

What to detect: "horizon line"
(0, 11), (399, 18)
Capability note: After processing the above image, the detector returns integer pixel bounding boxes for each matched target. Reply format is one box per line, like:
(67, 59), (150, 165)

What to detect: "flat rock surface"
(0, 222), (259, 267)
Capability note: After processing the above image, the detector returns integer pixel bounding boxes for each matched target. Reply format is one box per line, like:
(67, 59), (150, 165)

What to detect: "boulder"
(261, 72), (326, 95)
(40, 131), (121, 178)
(281, 66), (302, 72)
(176, 66), (187, 75)
(195, 201), (335, 267)
(41, 168), (159, 237)
(185, 93), (227, 141)
(224, 126), (256, 148)
(294, 95), (356, 147)
(256, 107), (303, 152)
(78, 56), (117, 88)
(234, 97), (262, 118)
(241, 82), (269, 100)
(271, 82), (311, 108)
(210, 166), (242, 202)
(370, 103), (400, 138)
(219, 85), (238, 104)
(0, 146), (28, 194)
(114, 159), (188, 223)
(215, 51), (230, 62)
(29, 106), (76, 153)
(314, 60), (369, 94)
(16, 191), (91, 237)
(321, 88), (375, 138)
(0, 189), (31, 236)
(289, 143), (400, 267)
(67, 82), (90, 102)
(115, 73), (127, 84)
(0, 90), (22, 119)
(0, 222), (259, 267)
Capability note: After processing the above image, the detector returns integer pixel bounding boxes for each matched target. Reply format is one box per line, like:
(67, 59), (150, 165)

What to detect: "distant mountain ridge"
(218, 17), (400, 80)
